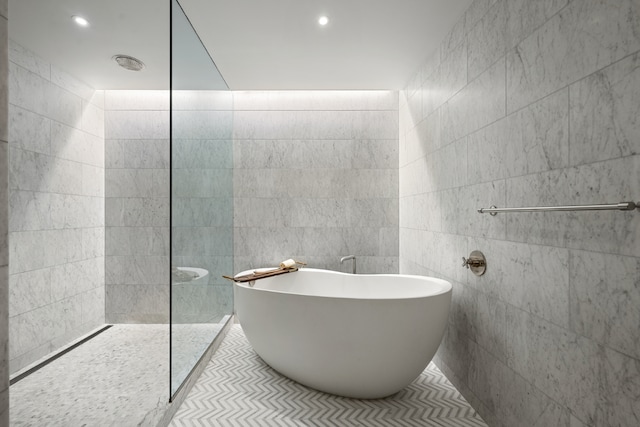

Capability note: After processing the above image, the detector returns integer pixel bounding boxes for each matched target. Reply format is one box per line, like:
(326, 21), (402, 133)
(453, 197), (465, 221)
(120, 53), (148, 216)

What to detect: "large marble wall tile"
(233, 110), (398, 140)
(172, 110), (233, 140)
(105, 110), (169, 140)
(105, 256), (168, 286)
(9, 229), (83, 274)
(563, 156), (640, 257)
(50, 66), (94, 101)
(569, 51), (640, 166)
(441, 58), (506, 145)
(569, 250), (640, 359)
(80, 99), (105, 138)
(467, 0), (506, 82)
(105, 197), (169, 227)
(463, 0), (498, 34)
(45, 83), (82, 128)
(505, 0), (568, 51)
(105, 284), (169, 323)
(434, 41), (467, 110)
(172, 226), (233, 257)
(106, 227), (168, 257)
(8, 105), (50, 154)
(173, 168), (233, 198)
(50, 258), (104, 301)
(113, 139), (170, 169)
(8, 62), (48, 117)
(468, 89), (569, 184)
(8, 39), (49, 80)
(173, 139), (232, 169)
(9, 268), (50, 316)
(173, 197), (232, 228)
(506, 0), (640, 113)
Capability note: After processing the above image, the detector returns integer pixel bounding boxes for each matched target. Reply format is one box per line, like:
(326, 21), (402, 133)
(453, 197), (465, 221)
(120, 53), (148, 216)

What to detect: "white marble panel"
(105, 169), (155, 198)
(8, 190), (50, 232)
(81, 286), (105, 325)
(120, 139), (169, 169)
(505, 0), (569, 50)
(81, 99), (104, 138)
(172, 227), (233, 257)
(89, 90), (105, 109)
(234, 197), (293, 228)
(172, 90), (232, 111)
(569, 52), (640, 166)
(173, 197), (232, 228)
(506, 0), (640, 113)
(82, 227), (105, 259)
(563, 156), (640, 257)
(233, 110), (398, 140)
(105, 110), (169, 139)
(569, 250), (640, 359)
(46, 83), (82, 128)
(233, 90), (398, 111)
(468, 88), (569, 183)
(173, 169), (233, 198)
(463, 0), (499, 34)
(50, 122), (103, 167)
(400, 192), (442, 232)
(105, 284), (169, 322)
(106, 226), (168, 257)
(0, 23), (6, 144)
(467, 0), (506, 81)
(81, 164), (104, 198)
(50, 65), (95, 101)
(8, 268), (51, 316)
(9, 229), (83, 274)
(471, 237), (570, 327)
(8, 40), (49, 80)
(439, 12), (465, 60)
(174, 139), (232, 170)
(289, 198), (349, 228)
(104, 90), (169, 110)
(378, 228), (399, 257)
(505, 306), (640, 427)
(106, 197), (169, 227)
(8, 61), (47, 117)
(8, 105), (50, 154)
(104, 140), (124, 169)
(348, 198), (398, 227)
(50, 257), (104, 302)
(105, 256), (169, 286)
(441, 58), (506, 145)
(460, 180), (507, 240)
(234, 227), (305, 261)
(172, 110), (233, 140)
(504, 169), (570, 247)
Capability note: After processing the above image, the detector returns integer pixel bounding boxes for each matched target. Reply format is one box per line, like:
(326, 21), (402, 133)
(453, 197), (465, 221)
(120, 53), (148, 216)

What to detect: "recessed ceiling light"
(318, 16), (329, 26)
(72, 15), (90, 27)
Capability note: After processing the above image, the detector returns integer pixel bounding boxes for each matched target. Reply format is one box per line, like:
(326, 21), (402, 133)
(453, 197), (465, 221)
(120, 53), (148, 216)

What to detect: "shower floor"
(169, 325), (488, 426)
(9, 323), (224, 426)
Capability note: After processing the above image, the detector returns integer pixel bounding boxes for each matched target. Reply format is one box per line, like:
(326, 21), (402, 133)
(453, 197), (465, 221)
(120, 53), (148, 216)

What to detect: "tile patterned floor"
(170, 325), (488, 426)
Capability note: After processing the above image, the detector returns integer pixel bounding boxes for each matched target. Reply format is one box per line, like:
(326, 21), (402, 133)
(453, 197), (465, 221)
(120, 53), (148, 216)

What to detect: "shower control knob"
(461, 251), (487, 276)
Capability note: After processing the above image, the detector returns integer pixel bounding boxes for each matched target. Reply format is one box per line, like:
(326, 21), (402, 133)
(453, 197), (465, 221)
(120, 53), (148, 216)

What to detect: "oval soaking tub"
(234, 268), (452, 399)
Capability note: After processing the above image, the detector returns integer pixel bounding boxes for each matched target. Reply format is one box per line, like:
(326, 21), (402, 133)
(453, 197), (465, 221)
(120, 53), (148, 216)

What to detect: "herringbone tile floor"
(170, 325), (487, 426)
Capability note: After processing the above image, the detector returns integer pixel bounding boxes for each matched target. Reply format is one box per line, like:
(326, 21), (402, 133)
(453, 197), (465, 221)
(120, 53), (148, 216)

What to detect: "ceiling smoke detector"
(112, 55), (145, 72)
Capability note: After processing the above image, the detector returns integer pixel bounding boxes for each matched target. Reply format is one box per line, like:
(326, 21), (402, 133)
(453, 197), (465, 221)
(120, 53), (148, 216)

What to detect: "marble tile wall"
(104, 90), (170, 323)
(172, 90), (234, 323)
(399, 0), (640, 426)
(0, 0), (9, 422)
(233, 91), (399, 274)
(7, 41), (105, 374)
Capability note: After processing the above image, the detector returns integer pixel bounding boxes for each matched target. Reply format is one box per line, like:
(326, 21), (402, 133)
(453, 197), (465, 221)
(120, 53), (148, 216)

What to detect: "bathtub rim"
(233, 267), (452, 300)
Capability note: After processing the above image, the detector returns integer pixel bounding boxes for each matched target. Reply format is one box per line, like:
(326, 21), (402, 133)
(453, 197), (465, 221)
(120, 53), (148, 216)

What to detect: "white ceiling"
(8, 0), (472, 90)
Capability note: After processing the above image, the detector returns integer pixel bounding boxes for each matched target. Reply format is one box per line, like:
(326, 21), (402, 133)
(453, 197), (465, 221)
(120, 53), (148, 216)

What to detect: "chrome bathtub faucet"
(340, 255), (356, 274)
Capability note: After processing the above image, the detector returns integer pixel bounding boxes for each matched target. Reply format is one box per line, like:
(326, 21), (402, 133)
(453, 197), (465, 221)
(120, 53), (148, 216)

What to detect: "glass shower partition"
(170, 0), (234, 397)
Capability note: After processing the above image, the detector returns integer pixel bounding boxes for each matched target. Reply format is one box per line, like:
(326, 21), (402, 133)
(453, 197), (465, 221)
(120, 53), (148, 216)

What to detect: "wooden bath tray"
(224, 267), (298, 283)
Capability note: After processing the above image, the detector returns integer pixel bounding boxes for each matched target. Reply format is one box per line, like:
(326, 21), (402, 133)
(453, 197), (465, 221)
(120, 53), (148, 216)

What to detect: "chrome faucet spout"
(340, 255), (356, 274)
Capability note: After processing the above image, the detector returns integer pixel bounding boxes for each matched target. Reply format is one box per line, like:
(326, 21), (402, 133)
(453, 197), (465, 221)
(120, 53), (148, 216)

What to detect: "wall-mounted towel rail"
(478, 201), (638, 215)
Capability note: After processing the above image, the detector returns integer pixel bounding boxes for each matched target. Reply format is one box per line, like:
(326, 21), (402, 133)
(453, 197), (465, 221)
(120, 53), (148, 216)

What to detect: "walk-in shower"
(7, 0), (233, 423)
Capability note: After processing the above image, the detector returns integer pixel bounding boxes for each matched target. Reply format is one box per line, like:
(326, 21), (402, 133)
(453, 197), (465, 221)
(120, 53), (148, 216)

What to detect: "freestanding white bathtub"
(233, 268), (452, 399)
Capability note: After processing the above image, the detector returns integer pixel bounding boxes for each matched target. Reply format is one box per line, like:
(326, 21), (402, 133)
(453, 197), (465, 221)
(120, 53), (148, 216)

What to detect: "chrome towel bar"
(478, 201), (639, 215)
